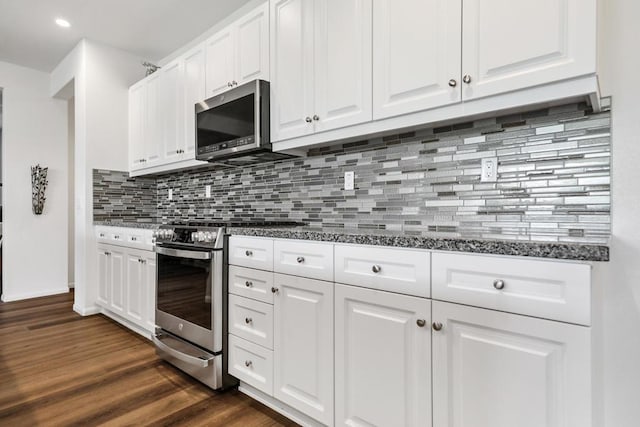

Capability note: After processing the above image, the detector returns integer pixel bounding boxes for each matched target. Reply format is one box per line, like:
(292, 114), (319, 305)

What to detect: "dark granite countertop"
(92, 222), (609, 261)
(227, 226), (609, 262)
(94, 221), (160, 230)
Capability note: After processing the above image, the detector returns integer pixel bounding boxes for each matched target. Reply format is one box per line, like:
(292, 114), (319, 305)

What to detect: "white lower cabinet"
(273, 273), (334, 425)
(335, 283), (432, 427)
(432, 300), (592, 427)
(96, 243), (156, 334)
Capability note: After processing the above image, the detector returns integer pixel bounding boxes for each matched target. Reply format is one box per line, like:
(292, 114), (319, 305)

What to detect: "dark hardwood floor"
(0, 291), (298, 426)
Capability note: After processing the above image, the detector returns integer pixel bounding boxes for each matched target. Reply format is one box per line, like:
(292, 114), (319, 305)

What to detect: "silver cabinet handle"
(245, 250), (253, 257)
(245, 360), (252, 367)
(245, 317), (252, 324)
(152, 334), (214, 368)
(416, 319), (426, 327)
(297, 256), (305, 264)
(271, 287), (279, 294)
(463, 74), (472, 84)
(313, 115), (320, 121)
(432, 322), (443, 331)
(245, 281), (253, 288)
(448, 79), (457, 87)
(372, 265), (382, 273)
(305, 116), (312, 123)
(493, 279), (505, 290)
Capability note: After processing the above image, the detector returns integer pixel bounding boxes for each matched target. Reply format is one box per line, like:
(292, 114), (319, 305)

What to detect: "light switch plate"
(205, 185), (211, 198)
(168, 189), (173, 200)
(344, 171), (355, 190)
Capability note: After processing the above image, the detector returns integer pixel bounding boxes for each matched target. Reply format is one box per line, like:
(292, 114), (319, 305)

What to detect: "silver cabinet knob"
(463, 74), (472, 84)
(416, 319), (426, 327)
(432, 322), (443, 331)
(245, 360), (252, 367)
(245, 317), (252, 324)
(297, 256), (305, 264)
(271, 287), (279, 294)
(245, 250), (253, 257)
(448, 79), (457, 87)
(493, 279), (506, 290)
(104, 251), (111, 256)
(245, 281), (253, 288)
(227, 82), (233, 87)
(313, 115), (320, 121)
(372, 265), (382, 273)
(305, 116), (312, 123)
(232, 80), (238, 86)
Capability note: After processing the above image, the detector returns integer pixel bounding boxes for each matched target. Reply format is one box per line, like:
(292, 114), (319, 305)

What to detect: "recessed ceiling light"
(55, 18), (71, 28)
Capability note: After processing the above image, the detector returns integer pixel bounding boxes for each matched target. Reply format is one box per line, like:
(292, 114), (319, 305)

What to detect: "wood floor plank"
(0, 292), (298, 426)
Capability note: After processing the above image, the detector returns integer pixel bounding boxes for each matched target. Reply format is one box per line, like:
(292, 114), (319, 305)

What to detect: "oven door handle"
(155, 246), (212, 260)
(152, 334), (214, 368)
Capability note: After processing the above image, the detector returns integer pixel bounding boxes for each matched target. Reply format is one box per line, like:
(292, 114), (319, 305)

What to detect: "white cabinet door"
(462, 0), (596, 100)
(144, 72), (163, 167)
(335, 284), (432, 427)
(373, 0), (461, 119)
(205, 28), (235, 97)
(432, 300), (592, 427)
(96, 245), (111, 307)
(313, 0), (372, 132)
(236, 2), (270, 85)
(160, 60), (184, 164)
(125, 252), (144, 324)
(128, 82), (146, 171)
(273, 273), (333, 425)
(183, 43), (206, 158)
(109, 248), (126, 317)
(143, 252), (157, 332)
(270, 0), (315, 141)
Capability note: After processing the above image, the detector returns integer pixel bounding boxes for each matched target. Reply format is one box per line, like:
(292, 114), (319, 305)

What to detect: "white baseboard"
(73, 304), (101, 316)
(238, 383), (325, 427)
(99, 309), (153, 340)
(68, 282), (75, 289)
(2, 287), (70, 302)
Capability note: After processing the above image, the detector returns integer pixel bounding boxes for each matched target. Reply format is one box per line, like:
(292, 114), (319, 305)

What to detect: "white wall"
(50, 39), (142, 315)
(597, 0), (640, 426)
(0, 60), (68, 301)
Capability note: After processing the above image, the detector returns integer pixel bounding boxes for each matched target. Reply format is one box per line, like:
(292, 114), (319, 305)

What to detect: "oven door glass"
(157, 252), (212, 330)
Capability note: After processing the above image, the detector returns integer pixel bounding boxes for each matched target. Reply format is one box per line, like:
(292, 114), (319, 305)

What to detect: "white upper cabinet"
(236, 3), (270, 85)
(160, 59), (184, 164)
(183, 43), (206, 158)
(205, 3), (269, 97)
(143, 72), (163, 168)
(461, 0), (596, 100)
(373, 0), (462, 120)
(270, 0), (373, 141)
(270, 0), (315, 141)
(313, 0), (372, 132)
(128, 82), (146, 171)
(205, 28), (235, 96)
(432, 300), (592, 427)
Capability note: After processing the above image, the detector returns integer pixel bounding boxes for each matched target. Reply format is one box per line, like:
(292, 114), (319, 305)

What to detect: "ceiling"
(0, 0), (252, 72)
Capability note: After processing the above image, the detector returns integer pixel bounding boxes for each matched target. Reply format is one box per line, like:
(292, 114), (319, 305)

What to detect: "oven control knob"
(204, 232), (214, 242)
(197, 231), (206, 242)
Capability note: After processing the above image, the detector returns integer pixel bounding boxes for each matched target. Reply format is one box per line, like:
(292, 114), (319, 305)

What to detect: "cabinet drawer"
(274, 239), (334, 281)
(334, 245), (431, 298)
(229, 266), (274, 304)
(432, 253), (591, 325)
(229, 236), (274, 271)
(229, 295), (274, 349)
(228, 334), (273, 395)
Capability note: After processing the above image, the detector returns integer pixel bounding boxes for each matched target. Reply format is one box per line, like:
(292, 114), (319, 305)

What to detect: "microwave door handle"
(155, 246), (212, 260)
(152, 334), (213, 368)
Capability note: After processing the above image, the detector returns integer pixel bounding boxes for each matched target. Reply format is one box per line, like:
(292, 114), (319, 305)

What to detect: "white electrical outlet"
(168, 189), (173, 200)
(205, 185), (211, 198)
(344, 171), (355, 190)
(481, 157), (499, 182)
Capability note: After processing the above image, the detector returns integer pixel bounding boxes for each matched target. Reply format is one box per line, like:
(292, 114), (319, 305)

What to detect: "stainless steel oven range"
(153, 223), (235, 390)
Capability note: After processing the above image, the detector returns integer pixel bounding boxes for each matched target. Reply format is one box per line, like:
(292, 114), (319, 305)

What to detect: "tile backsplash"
(93, 170), (157, 223)
(94, 102), (611, 244)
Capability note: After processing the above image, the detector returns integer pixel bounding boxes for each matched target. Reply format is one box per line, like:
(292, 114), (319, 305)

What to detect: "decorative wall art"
(31, 164), (48, 215)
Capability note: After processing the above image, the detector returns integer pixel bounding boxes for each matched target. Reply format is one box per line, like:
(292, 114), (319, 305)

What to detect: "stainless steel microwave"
(195, 79), (294, 166)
